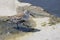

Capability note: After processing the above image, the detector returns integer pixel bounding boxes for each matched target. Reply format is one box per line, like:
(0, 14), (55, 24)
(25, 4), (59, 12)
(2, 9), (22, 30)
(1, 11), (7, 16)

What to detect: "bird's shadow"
(13, 27), (40, 32)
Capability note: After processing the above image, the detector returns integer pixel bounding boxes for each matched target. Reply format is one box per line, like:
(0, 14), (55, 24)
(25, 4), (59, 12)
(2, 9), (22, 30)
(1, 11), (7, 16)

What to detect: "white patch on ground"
(0, 7), (16, 16)
(0, 0), (17, 16)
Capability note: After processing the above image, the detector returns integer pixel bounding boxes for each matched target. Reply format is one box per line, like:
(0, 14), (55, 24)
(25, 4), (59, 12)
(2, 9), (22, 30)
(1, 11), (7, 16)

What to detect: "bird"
(7, 10), (40, 32)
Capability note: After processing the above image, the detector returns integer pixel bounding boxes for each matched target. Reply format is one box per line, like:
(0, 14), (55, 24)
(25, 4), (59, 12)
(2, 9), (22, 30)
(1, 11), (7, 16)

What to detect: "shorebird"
(4, 10), (40, 32)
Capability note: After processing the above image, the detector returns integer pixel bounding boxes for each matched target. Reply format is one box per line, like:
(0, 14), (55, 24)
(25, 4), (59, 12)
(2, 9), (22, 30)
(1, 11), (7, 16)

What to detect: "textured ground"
(0, 2), (60, 40)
